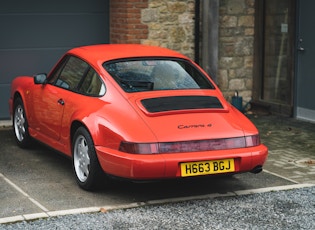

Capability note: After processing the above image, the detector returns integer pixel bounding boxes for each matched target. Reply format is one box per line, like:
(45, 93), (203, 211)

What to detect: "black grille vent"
(141, 96), (223, 113)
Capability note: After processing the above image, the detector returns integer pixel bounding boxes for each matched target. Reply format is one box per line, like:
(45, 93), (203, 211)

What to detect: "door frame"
(294, 0), (315, 122)
(253, 0), (296, 116)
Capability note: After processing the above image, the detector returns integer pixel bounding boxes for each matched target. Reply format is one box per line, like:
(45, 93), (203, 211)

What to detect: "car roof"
(67, 44), (189, 64)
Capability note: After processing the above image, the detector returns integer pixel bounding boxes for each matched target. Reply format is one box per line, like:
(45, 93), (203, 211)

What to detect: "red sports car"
(9, 44), (268, 190)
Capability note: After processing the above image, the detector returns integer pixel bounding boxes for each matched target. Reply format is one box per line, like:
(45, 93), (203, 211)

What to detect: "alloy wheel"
(73, 135), (91, 183)
(14, 105), (26, 142)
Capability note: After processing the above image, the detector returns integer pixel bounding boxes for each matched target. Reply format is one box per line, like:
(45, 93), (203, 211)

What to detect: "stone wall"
(141, 0), (195, 59)
(218, 0), (255, 105)
(110, 0), (255, 105)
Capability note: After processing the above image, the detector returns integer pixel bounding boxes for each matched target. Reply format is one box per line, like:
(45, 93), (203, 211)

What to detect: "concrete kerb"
(0, 183), (314, 225)
(0, 120), (11, 128)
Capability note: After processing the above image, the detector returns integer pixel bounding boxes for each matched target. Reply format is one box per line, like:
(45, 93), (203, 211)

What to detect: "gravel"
(1, 187), (315, 230)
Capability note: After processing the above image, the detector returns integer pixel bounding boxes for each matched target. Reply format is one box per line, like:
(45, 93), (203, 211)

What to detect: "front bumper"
(95, 144), (268, 180)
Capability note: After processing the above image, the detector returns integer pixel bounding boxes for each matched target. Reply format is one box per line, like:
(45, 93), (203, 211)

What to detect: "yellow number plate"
(181, 159), (235, 177)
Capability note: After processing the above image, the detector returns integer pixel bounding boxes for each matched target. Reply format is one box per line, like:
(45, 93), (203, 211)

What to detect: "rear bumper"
(95, 144), (268, 180)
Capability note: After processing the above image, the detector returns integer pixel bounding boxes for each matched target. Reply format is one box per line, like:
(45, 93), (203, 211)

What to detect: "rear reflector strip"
(119, 135), (260, 154)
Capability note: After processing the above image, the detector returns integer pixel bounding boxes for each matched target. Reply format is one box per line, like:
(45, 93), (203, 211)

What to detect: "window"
(103, 59), (214, 93)
(55, 56), (88, 90)
(47, 55), (105, 96)
(262, 0), (293, 104)
(78, 68), (105, 96)
(254, 0), (295, 115)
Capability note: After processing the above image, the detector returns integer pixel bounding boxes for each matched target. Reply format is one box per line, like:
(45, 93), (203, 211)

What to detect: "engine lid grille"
(141, 96), (223, 113)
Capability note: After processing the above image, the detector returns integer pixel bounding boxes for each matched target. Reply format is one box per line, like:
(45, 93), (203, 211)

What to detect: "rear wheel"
(13, 97), (32, 148)
(72, 127), (104, 190)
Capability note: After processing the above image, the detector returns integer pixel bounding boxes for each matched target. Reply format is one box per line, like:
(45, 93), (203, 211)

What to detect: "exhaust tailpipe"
(251, 165), (263, 174)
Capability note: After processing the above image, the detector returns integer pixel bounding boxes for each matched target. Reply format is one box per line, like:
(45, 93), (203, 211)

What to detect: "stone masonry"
(141, 0), (195, 59)
(110, 0), (256, 106)
(218, 0), (255, 105)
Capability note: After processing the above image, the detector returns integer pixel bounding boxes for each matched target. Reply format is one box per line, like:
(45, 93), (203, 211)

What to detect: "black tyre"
(72, 127), (104, 190)
(13, 97), (32, 148)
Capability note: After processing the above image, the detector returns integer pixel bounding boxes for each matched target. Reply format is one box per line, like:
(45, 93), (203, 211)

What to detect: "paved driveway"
(250, 114), (315, 184)
(0, 114), (314, 223)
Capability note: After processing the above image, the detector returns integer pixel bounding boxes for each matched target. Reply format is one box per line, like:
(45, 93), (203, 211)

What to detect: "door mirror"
(34, 73), (47, 84)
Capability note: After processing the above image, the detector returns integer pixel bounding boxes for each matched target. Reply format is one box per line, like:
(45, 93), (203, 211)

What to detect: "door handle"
(298, 38), (305, 51)
(57, 99), (65, 105)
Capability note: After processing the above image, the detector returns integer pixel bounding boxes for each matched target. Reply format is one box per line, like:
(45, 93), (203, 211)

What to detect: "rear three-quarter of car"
(9, 44), (268, 191)
(94, 92), (267, 180)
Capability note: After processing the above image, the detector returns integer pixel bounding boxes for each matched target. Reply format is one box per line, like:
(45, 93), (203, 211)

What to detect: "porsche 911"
(9, 44), (268, 190)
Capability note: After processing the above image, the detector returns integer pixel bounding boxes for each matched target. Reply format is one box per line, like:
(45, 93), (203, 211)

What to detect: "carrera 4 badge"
(178, 123), (212, 129)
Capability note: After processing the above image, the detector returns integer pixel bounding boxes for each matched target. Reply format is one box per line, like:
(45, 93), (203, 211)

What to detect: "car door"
(31, 55), (89, 142)
(30, 84), (69, 141)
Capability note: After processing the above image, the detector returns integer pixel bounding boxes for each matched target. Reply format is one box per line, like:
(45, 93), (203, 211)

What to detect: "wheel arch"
(10, 76), (33, 116)
(69, 116), (123, 153)
(11, 92), (23, 113)
(70, 119), (101, 151)
(11, 91), (32, 126)
(70, 120), (89, 147)
(13, 91), (22, 101)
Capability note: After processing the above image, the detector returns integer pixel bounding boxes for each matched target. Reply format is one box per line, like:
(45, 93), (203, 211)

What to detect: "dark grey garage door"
(0, 0), (109, 119)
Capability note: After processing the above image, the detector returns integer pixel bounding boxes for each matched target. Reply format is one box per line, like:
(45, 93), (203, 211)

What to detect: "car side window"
(47, 55), (105, 97)
(54, 56), (89, 91)
(47, 56), (68, 85)
(78, 68), (106, 96)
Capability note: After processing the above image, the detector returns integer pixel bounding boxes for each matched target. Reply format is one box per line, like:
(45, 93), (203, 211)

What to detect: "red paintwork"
(9, 44), (268, 180)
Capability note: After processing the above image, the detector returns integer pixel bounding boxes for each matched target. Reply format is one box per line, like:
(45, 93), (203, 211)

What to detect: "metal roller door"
(0, 0), (109, 119)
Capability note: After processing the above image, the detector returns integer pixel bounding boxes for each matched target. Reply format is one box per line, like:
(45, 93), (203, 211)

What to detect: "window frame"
(253, 0), (296, 115)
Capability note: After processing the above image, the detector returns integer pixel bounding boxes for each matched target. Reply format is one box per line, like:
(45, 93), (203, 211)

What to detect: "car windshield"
(103, 59), (215, 92)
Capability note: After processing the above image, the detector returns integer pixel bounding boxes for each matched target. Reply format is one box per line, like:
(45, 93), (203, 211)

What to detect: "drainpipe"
(201, 0), (219, 83)
(194, 0), (200, 64)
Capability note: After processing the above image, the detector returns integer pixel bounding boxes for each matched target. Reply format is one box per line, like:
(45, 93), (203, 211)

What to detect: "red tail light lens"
(119, 135), (261, 154)
(245, 134), (260, 147)
(119, 142), (159, 154)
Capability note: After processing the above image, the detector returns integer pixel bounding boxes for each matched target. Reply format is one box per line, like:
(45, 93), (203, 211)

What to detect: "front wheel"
(13, 97), (32, 148)
(72, 127), (104, 190)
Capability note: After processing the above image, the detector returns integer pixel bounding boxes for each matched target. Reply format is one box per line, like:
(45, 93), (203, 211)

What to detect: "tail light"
(119, 134), (261, 154)
(119, 142), (159, 154)
(245, 134), (260, 147)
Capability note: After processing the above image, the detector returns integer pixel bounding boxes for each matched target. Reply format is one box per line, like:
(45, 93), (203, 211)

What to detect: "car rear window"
(103, 59), (215, 92)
